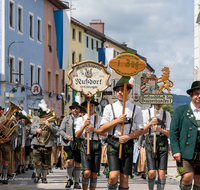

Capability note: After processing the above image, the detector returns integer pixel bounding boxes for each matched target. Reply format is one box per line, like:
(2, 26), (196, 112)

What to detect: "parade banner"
(109, 52), (146, 159)
(68, 60), (111, 156)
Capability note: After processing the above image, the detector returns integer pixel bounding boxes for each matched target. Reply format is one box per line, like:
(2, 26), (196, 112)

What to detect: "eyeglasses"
(71, 107), (80, 110)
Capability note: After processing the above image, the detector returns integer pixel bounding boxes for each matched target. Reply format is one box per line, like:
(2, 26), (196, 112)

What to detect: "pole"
(87, 100), (91, 155)
(119, 82), (127, 159)
(153, 105), (156, 158)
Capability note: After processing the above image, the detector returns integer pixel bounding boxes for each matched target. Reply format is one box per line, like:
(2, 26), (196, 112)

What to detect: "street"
(0, 155), (180, 190)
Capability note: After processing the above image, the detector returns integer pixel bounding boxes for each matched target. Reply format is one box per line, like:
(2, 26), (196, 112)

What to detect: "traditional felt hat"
(69, 102), (82, 109)
(20, 114), (27, 120)
(81, 99), (99, 107)
(186, 81), (200, 95)
(38, 108), (48, 117)
(80, 106), (87, 113)
(0, 106), (4, 111)
(15, 111), (21, 116)
(113, 77), (133, 91)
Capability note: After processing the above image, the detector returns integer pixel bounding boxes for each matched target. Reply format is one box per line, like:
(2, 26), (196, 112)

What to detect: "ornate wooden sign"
(109, 53), (146, 76)
(67, 60), (111, 95)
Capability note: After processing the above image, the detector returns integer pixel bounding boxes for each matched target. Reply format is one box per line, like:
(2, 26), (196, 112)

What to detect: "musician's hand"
(137, 145), (141, 150)
(3, 137), (10, 143)
(150, 118), (158, 125)
(0, 123), (5, 131)
(116, 114), (127, 124)
(43, 120), (49, 126)
(152, 125), (160, 132)
(21, 145), (25, 149)
(118, 134), (130, 144)
(173, 153), (182, 163)
(85, 125), (94, 133)
(67, 136), (73, 141)
(84, 118), (90, 128)
(36, 128), (42, 134)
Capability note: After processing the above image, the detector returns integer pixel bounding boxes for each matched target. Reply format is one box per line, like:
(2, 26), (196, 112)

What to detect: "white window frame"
(9, 0), (15, 30)
(30, 63), (35, 86)
(72, 51), (76, 64)
(29, 12), (34, 40)
(17, 4), (23, 34)
(72, 28), (76, 40)
(37, 17), (42, 43)
(18, 58), (24, 85)
(37, 66), (42, 86)
(79, 53), (82, 62)
(78, 30), (82, 43)
(9, 54), (15, 83)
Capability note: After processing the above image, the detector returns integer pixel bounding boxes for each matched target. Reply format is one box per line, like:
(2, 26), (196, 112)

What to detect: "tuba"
(0, 101), (21, 143)
(36, 108), (57, 144)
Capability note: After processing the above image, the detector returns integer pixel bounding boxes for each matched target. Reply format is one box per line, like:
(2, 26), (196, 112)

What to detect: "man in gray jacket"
(59, 102), (82, 189)
(31, 104), (57, 184)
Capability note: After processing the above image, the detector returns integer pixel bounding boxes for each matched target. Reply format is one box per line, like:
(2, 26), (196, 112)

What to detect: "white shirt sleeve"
(165, 111), (171, 131)
(76, 116), (85, 139)
(100, 104), (113, 125)
(133, 106), (144, 130)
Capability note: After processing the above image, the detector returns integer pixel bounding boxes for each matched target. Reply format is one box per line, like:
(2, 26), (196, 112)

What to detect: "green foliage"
(162, 104), (174, 117)
(120, 50), (135, 55)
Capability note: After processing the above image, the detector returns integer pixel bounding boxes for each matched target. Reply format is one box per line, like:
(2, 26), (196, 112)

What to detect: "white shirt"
(76, 114), (102, 140)
(143, 107), (171, 135)
(190, 102), (200, 120)
(100, 100), (144, 137)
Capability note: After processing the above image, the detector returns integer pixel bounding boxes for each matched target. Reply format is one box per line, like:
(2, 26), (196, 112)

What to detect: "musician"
(76, 99), (106, 190)
(100, 77), (144, 190)
(142, 105), (171, 190)
(79, 106), (87, 116)
(0, 106), (17, 184)
(59, 102), (82, 189)
(31, 100), (57, 183)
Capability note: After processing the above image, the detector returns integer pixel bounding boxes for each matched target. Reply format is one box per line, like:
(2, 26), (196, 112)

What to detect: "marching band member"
(31, 100), (57, 183)
(0, 106), (17, 184)
(142, 105), (171, 190)
(79, 106), (87, 116)
(76, 99), (106, 190)
(59, 102), (82, 189)
(100, 77), (144, 190)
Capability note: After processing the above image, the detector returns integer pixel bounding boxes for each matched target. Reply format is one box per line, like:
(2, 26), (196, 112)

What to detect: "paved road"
(0, 156), (180, 189)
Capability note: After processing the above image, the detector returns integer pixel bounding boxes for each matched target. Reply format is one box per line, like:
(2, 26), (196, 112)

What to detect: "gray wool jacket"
(17, 121), (26, 146)
(30, 116), (57, 147)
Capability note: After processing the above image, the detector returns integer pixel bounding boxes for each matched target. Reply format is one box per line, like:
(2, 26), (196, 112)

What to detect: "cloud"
(71, 0), (194, 95)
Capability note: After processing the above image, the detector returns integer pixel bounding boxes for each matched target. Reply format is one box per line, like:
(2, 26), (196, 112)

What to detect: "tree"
(162, 104), (174, 117)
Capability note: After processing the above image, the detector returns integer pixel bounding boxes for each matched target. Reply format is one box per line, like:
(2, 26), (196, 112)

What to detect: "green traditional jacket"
(170, 104), (198, 160)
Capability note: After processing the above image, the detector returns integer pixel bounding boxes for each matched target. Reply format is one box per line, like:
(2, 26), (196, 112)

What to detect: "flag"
(54, 10), (70, 70)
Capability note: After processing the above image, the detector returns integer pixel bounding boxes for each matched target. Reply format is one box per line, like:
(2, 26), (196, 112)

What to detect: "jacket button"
(188, 135), (191, 138)
(189, 128), (192, 131)
(186, 142), (189, 145)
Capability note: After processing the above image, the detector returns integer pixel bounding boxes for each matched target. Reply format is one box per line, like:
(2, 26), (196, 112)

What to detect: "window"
(72, 28), (75, 40)
(117, 52), (119, 55)
(37, 66), (41, 85)
(47, 71), (51, 92)
(55, 74), (59, 94)
(29, 13), (34, 39)
(86, 36), (89, 48)
(48, 24), (52, 46)
(18, 5), (23, 33)
(30, 64), (34, 86)
(96, 41), (98, 51)
(9, 57), (14, 82)
(72, 51), (75, 64)
(9, 1), (15, 28)
(91, 39), (94, 50)
(79, 31), (81, 42)
(79, 54), (82, 62)
(114, 50), (116, 58)
(18, 59), (23, 85)
(37, 18), (41, 42)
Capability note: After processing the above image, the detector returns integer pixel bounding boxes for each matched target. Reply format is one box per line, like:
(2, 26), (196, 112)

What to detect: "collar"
(190, 102), (200, 112)
(117, 100), (130, 106)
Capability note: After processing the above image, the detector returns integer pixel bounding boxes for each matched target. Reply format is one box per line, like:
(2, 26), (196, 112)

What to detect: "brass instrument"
(25, 114), (33, 138)
(0, 101), (21, 143)
(37, 108), (57, 144)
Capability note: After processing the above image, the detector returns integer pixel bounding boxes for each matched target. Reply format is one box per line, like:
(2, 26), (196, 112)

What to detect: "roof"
(47, 0), (69, 9)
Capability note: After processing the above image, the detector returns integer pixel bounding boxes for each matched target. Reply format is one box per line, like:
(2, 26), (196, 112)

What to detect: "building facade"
(195, 0), (200, 69)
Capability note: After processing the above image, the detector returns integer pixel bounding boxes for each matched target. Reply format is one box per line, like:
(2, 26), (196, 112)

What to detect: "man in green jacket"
(170, 81), (200, 190)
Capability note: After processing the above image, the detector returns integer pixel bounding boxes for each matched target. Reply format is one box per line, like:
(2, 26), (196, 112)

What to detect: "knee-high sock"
(2, 165), (9, 180)
(74, 166), (81, 183)
(66, 165), (73, 180)
(148, 176), (156, 190)
(42, 166), (48, 179)
(118, 186), (129, 190)
(15, 160), (18, 172)
(107, 182), (118, 190)
(180, 181), (192, 190)
(35, 165), (41, 177)
(157, 179), (166, 190)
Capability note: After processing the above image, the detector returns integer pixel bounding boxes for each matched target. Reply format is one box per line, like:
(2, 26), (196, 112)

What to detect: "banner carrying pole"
(87, 100), (91, 155)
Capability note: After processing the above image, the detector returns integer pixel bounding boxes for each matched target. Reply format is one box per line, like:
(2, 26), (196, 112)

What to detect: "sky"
(70, 0), (194, 96)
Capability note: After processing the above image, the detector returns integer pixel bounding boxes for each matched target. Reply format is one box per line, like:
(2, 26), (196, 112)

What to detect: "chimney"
(90, 19), (104, 34)
(122, 42), (127, 47)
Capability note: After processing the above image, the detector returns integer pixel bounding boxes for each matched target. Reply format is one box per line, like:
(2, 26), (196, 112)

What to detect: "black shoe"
(74, 182), (81, 189)
(25, 168), (29, 171)
(34, 177), (39, 183)
(65, 179), (73, 188)
(135, 172), (140, 176)
(21, 169), (26, 173)
(2, 179), (8, 184)
(29, 166), (34, 170)
(32, 172), (36, 178)
(42, 178), (48, 183)
(60, 168), (63, 170)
